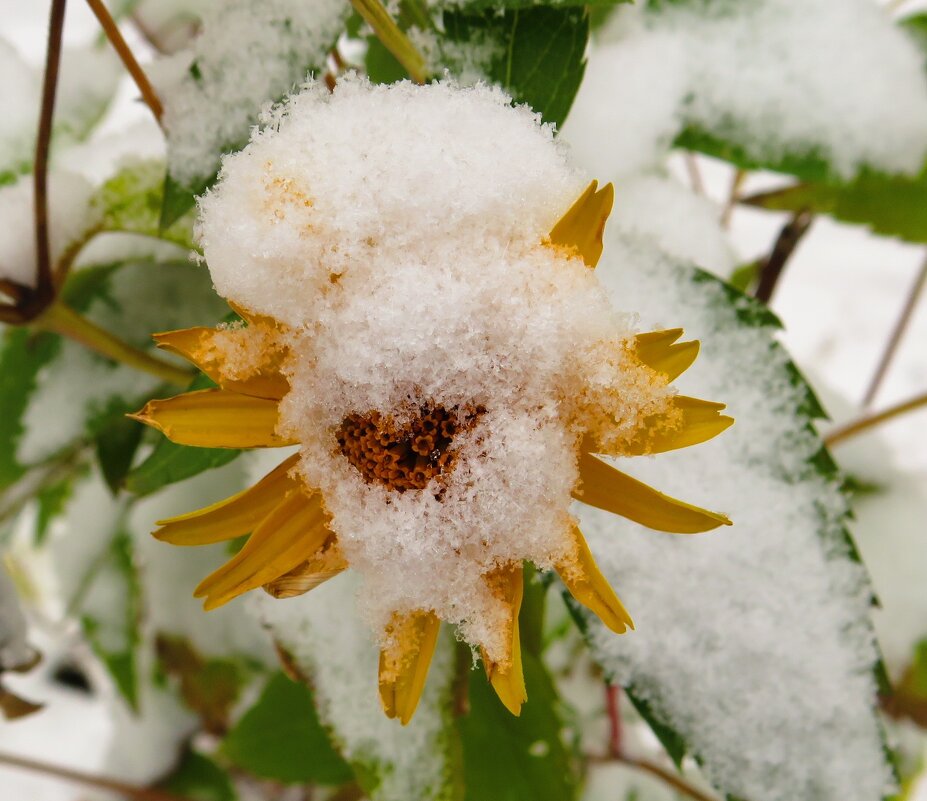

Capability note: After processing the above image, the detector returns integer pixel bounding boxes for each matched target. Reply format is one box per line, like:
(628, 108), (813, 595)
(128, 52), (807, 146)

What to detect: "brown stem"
(605, 683), (622, 758)
(684, 153), (705, 196)
(861, 253), (927, 407)
(85, 0), (164, 123)
(33, 0), (67, 317)
(720, 169), (746, 228)
(753, 209), (814, 304)
(0, 751), (194, 801)
(614, 753), (721, 801)
(825, 390), (927, 448)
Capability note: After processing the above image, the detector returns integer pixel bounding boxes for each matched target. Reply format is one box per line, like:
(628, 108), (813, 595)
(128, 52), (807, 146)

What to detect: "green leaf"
(441, 7), (589, 128)
(34, 477), (76, 544)
(160, 172), (209, 231)
(157, 750), (236, 801)
(743, 169), (927, 244)
(223, 671), (353, 785)
(81, 530), (141, 710)
(458, 650), (578, 801)
(95, 161), (197, 249)
(94, 404), (145, 495)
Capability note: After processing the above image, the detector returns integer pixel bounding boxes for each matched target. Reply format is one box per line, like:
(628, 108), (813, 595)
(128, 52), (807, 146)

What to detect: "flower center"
(337, 404), (482, 492)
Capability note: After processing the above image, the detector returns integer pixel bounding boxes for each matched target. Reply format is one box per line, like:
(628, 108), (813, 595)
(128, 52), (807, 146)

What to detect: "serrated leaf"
(223, 671), (353, 785)
(157, 750), (236, 801)
(34, 477), (75, 544)
(441, 7), (589, 128)
(458, 650), (578, 801)
(743, 170), (927, 244)
(570, 231), (893, 801)
(95, 404), (145, 495)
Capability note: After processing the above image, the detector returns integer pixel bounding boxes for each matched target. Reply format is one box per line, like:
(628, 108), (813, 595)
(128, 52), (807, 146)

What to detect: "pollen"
(336, 404), (483, 493)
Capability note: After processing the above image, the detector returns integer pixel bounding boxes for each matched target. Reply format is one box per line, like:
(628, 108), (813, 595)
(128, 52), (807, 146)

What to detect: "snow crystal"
(565, 0), (927, 180)
(253, 574), (456, 801)
(198, 78), (683, 659)
(577, 230), (892, 801)
(155, 0), (350, 186)
(0, 171), (99, 290)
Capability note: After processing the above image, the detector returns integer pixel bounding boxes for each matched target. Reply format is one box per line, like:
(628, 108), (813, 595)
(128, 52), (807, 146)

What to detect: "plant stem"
(754, 209), (814, 304)
(35, 301), (192, 387)
(614, 753), (720, 801)
(350, 0), (427, 83)
(720, 169), (746, 228)
(861, 253), (927, 407)
(85, 0), (164, 122)
(33, 0), (68, 316)
(825, 390), (927, 447)
(605, 683), (622, 757)
(0, 751), (193, 801)
(684, 153), (705, 196)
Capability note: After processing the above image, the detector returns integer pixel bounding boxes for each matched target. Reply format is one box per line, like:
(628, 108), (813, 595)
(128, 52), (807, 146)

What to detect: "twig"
(85, 0), (164, 122)
(683, 153), (705, 196)
(615, 753), (720, 801)
(0, 751), (194, 801)
(33, 0), (68, 317)
(720, 169), (746, 228)
(861, 253), (927, 407)
(35, 301), (193, 387)
(825, 389), (927, 448)
(605, 683), (622, 757)
(753, 210), (814, 304)
(350, 0), (427, 84)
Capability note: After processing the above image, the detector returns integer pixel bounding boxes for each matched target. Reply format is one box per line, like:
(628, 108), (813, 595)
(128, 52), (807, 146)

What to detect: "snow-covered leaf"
(567, 230), (893, 801)
(458, 650), (579, 801)
(223, 671), (354, 784)
(253, 574), (458, 801)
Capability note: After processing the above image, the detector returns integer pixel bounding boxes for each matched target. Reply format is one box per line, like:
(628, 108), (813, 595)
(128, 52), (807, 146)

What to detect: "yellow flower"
(132, 181), (732, 724)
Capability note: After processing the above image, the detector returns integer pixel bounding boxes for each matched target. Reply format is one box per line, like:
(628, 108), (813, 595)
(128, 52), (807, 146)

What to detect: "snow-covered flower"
(132, 79), (733, 724)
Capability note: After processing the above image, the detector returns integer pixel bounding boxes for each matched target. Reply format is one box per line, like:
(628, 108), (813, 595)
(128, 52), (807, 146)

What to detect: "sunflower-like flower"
(132, 79), (733, 724)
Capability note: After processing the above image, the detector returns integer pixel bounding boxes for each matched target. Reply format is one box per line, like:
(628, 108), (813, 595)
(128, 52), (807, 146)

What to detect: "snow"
(197, 78), (689, 660)
(565, 0), (927, 180)
(578, 228), (891, 801)
(253, 573), (456, 801)
(0, 560), (33, 670)
(155, 0), (350, 187)
(0, 171), (99, 290)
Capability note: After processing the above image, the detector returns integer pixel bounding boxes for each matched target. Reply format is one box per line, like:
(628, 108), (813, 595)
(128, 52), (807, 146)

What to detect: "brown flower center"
(337, 404), (482, 492)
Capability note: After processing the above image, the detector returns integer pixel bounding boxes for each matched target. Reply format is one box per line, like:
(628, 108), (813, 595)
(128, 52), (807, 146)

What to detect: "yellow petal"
(556, 525), (633, 634)
(129, 389), (295, 448)
(195, 487), (332, 610)
(603, 396), (734, 457)
(481, 563), (527, 716)
(154, 327), (289, 400)
(154, 454), (300, 545)
(379, 610), (441, 725)
(262, 535), (348, 598)
(546, 180), (615, 269)
(574, 451), (732, 533)
(633, 329), (700, 381)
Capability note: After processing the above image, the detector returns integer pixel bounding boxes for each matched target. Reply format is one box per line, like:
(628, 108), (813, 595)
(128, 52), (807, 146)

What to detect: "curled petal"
(262, 535), (348, 598)
(481, 563), (527, 716)
(556, 525), (633, 634)
(130, 389), (295, 448)
(545, 180), (615, 269)
(574, 451), (731, 534)
(633, 329), (700, 381)
(154, 327), (289, 400)
(195, 488), (333, 610)
(379, 610), (441, 725)
(154, 454), (300, 545)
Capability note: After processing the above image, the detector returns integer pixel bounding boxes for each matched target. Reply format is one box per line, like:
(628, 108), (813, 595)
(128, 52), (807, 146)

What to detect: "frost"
(156, 0), (350, 187)
(0, 172), (99, 290)
(0, 40), (40, 180)
(565, 0), (927, 180)
(577, 230), (891, 801)
(253, 574), (456, 801)
(197, 78), (683, 658)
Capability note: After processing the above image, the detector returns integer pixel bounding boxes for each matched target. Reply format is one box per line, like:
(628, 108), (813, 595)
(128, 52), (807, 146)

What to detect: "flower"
(132, 79), (733, 724)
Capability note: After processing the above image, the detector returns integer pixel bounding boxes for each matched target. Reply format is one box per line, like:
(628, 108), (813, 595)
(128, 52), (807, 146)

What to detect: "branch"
(85, 0), (164, 123)
(754, 209), (814, 304)
(825, 389), (927, 448)
(605, 683), (622, 757)
(861, 252), (927, 407)
(33, 0), (68, 316)
(0, 751), (194, 801)
(614, 753), (721, 801)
